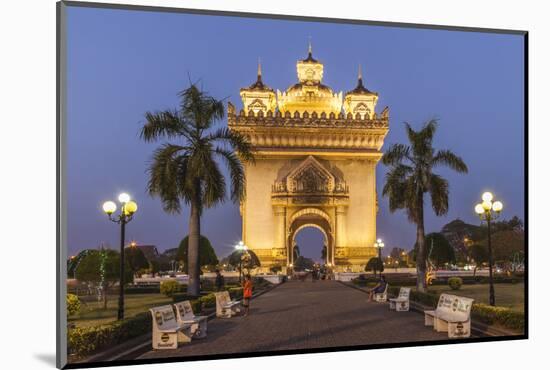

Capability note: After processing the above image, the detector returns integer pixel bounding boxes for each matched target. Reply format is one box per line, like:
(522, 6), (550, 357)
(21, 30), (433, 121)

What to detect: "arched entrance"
(287, 208), (334, 266)
(292, 226), (327, 265)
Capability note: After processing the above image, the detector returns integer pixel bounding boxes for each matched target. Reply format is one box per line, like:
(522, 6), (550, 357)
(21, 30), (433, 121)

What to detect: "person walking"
(215, 269), (225, 291)
(242, 274), (253, 316)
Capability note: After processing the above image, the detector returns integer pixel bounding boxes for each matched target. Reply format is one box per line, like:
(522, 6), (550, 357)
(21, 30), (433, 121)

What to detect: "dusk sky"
(66, 6), (524, 261)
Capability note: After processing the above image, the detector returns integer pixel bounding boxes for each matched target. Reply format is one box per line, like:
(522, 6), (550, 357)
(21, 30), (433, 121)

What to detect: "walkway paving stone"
(139, 280), (450, 359)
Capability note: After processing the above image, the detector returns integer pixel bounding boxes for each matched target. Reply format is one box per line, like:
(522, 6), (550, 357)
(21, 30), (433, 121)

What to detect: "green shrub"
(67, 294), (81, 316)
(472, 304), (525, 331)
(68, 312), (151, 357)
(160, 280), (181, 297)
(411, 290), (440, 307)
(448, 277), (463, 290)
(199, 293), (217, 308)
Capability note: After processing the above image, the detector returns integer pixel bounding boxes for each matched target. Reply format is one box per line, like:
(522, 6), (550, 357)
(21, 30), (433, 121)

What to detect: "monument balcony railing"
(271, 181), (349, 195)
(227, 104), (389, 129)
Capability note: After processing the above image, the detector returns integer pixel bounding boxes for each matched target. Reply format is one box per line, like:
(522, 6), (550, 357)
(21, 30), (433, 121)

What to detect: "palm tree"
(382, 119), (468, 292)
(140, 84), (254, 296)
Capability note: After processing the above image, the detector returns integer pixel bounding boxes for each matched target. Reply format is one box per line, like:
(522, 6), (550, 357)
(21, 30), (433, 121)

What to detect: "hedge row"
(353, 275), (523, 287)
(387, 287), (524, 331)
(68, 312), (151, 358)
(471, 304), (525, 331)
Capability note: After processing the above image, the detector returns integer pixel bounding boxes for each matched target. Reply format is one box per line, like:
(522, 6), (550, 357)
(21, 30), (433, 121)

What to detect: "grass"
(69, 294), (172, 328)
(425, 283), (524, 312)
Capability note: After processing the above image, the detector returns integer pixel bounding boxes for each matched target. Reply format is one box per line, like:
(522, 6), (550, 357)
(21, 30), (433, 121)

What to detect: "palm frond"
(207, 127), (255, 163)
(146, 144), (189, 213)
(141, 110), (190, 142)
(215, 147), (246, 202)
(431, 149), (468, 173)
(428, 173), (449, 216)
(382, 143), (411, 166)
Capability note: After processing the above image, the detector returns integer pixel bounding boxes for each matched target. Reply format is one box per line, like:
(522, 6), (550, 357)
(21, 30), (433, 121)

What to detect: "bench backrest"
(435, 293), (474, 320)
(150, 305), (178, 330)
(215, 291), (231, 306)
(398, 287), (411, 299)
(174, 300), (195, 321)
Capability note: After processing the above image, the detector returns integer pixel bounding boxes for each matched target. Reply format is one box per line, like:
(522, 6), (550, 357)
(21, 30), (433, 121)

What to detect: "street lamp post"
(102, 193), (138, 320)
(235, 241), (248, 283)
(373, 238), (385, 278)
(474, 191), (503, 306)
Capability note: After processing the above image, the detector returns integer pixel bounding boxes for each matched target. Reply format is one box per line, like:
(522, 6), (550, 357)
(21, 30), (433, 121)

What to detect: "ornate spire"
(257, 57), (262, 79)
(347, 63), (373, 95)
(302, 37), (318, 63)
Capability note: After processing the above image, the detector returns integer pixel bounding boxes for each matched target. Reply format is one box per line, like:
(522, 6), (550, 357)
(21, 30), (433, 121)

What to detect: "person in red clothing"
(242, 274), (253, 316)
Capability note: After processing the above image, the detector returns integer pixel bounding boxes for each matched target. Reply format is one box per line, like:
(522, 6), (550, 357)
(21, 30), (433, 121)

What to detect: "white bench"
(174, 300), (208, 339)
(150, 305), (192, 349)
(424, 293), (474, 338)
(215, 291), (241, 318)
(389, 287), (411, 311)
(373, 283), (388, 302)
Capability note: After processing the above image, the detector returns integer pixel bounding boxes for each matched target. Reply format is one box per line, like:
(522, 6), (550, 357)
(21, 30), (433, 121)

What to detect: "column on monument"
(273, 206), (287, 264)
(335, 205), (347, 265)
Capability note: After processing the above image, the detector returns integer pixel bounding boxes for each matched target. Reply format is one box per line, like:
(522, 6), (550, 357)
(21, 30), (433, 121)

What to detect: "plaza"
(139, 280), (456, 360)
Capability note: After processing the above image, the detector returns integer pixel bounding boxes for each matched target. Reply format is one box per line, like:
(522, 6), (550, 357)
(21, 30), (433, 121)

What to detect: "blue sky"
(66, 6), (524, 261)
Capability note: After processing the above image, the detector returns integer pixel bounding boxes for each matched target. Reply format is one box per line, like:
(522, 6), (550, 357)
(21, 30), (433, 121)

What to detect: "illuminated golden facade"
(228, 45), (389, 272)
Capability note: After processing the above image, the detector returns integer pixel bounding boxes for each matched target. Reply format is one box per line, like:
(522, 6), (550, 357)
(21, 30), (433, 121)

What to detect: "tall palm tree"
(382, 119), (468, 292)
(140, 84), (254, 296)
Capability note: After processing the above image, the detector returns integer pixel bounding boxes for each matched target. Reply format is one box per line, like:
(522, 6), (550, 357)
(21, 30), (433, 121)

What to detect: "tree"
(228, 249), (261, 274)
(390, 247), (406, 260)
(425, 233), (456, 268)
(480, 229), (524, 266)
(75, 249), (133, 309)
(176, 235), (219, 273)
(382, 119), (468, 291)
(140, 84), (254, 296)
(293, 256), (314, 271)
(366, 257), (384, 276)
(469, 244), (488, 276)
(124, 246), (149, 277)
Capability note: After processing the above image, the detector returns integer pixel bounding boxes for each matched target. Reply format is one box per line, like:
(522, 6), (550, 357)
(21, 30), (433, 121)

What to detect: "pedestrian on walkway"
(215, 269), (225, 291)
(242, 274), (253, 316)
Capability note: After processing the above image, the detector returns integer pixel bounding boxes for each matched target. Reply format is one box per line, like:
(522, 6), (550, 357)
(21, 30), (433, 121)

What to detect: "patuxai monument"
(228, 44), (389, 273)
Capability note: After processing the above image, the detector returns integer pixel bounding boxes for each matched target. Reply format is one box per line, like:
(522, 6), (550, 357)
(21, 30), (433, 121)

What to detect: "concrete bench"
(373, 283), (388, 302)
(389, 287), (411, 311)
(424, 293), (474, 338)
(150, 305), (192, 349)
(215, 291), (241, 318)
(174, 300), (208, 339)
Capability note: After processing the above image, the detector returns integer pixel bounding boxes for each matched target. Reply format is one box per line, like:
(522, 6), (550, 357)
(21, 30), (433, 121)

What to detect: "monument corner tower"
(228, 46), (389, 272)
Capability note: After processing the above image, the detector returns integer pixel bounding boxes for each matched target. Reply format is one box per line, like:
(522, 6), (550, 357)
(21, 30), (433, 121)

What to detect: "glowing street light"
(234, 241), (248, 282)
(474, 191), (503, 306)
(102, 193), (138, 320)
(373, 238), (385, 278)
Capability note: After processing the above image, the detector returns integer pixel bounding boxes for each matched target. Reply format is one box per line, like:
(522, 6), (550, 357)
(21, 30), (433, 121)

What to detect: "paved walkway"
(139, 280), (449, 360)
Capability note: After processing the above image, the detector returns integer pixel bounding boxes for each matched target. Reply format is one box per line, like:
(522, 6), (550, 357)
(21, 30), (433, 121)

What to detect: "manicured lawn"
(426, 283), (524, 312)
(69, 294), (172, 328)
